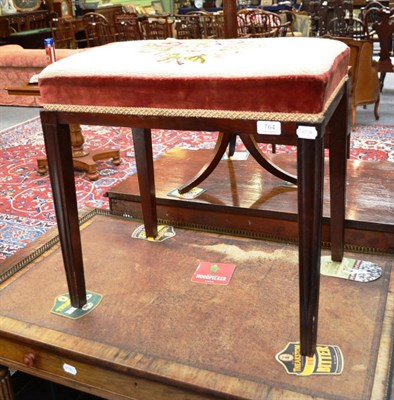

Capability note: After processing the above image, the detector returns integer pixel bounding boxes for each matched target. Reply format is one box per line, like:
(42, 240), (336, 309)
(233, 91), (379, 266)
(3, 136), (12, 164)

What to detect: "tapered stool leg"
(297, 133), (325, 357)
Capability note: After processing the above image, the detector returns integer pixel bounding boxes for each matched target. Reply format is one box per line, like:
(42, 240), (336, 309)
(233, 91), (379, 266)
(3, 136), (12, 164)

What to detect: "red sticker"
(191, 262), (236, 285)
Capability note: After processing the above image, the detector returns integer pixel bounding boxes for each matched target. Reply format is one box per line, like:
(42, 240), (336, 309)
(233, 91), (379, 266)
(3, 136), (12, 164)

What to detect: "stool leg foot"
(112, 156), (122, 166)
(37, 158), (48, 175)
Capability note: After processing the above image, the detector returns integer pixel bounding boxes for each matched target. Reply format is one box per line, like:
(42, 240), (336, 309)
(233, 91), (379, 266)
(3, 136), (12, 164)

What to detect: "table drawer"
(0, 336), (212, 400)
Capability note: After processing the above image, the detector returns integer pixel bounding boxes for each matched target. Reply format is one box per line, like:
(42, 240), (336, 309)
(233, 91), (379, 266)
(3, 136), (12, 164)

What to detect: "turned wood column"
(223, 0), (238, 39)
(69, 124), (89, 158)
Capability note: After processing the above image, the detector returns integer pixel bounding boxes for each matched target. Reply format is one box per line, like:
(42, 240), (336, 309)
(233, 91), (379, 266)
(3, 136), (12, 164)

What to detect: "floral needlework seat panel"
(38, 37), (350, 122)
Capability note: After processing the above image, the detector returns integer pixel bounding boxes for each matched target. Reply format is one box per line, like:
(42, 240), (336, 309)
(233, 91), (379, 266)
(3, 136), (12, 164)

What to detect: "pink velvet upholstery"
(0, 45), (83, 107)
(39, 38), (350, 121)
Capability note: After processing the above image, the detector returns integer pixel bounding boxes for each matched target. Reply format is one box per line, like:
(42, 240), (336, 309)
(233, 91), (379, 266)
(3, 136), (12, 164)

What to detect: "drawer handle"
(23, 352), (36, 367)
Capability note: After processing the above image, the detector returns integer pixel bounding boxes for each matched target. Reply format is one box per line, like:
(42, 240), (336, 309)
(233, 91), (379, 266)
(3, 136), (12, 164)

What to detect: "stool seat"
(38, 37), (349, 122)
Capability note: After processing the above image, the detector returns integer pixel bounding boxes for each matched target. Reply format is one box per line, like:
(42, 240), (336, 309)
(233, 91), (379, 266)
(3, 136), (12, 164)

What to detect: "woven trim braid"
(42, 76), (348, 124)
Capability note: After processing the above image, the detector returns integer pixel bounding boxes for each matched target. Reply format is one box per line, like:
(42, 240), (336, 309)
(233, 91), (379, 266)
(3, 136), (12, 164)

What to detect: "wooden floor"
(108, 148), (394, 253)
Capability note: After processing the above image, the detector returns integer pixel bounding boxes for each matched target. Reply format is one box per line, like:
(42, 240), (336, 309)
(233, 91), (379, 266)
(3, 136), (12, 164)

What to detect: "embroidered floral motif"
(141, 39), (246, 65)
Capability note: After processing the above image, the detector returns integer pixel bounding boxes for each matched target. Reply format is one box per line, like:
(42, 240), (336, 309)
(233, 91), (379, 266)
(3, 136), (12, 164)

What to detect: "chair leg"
(380, 72), (386, 92)
(351, 104), (356, 131)
(374, 95), (380, 121)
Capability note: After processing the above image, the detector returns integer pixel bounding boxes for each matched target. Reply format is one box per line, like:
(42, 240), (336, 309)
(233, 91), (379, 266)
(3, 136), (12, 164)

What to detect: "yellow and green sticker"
(132, 224), (176, 242)
(321, 256), (382, 282)
(51, 291), (102, 319)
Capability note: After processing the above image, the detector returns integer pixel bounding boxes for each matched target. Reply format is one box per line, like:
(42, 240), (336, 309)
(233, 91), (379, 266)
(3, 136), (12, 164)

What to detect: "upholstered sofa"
(0, 44), (83, 107)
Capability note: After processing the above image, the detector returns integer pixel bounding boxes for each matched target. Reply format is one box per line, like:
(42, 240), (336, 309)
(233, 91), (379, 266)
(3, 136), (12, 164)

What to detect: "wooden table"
(5, 83), (121, 181)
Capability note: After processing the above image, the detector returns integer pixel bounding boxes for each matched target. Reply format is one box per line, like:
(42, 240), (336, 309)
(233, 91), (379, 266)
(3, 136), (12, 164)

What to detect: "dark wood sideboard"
(0, 4), (123, 48)
(0, 10), (50, 37)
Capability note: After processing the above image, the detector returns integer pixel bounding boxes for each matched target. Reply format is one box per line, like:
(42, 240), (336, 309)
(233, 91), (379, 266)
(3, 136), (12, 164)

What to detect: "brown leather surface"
(0, 214), (391, 399)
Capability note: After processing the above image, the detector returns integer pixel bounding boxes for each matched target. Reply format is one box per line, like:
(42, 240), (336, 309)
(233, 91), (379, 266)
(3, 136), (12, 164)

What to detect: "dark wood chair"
(360, 0), (387, 25)
(326, 17), (369, 39)
(114, 11), (142, 41)
(237, 12), (252, 37)
(140, 16), (174, 39)
(248, 9), (284, 37)
(50, 17), (79, 49)
(372, 7), (394, 90)
(82, 12), (117, 47)
(306, 0), (324, 36)
(185, 11), (221, 39)
(211, 11), (225, 38)
(307, 0), (354, 37)
(278, 10), (303, 37)
(174, 14), (202, 39)
(361, 2), (388, 46)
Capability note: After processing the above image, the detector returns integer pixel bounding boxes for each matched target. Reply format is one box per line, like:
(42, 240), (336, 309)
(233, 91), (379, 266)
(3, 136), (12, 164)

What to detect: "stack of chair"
(174, 14), (202, 39)
(140, 15), (174, 39)
(114, 11), (142, 41)
(50, 17), (80, 49)
(82, 12), (117, 47)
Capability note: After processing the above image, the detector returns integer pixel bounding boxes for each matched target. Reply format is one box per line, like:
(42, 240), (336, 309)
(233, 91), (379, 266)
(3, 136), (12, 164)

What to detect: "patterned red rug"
(1, 117), (393, 261)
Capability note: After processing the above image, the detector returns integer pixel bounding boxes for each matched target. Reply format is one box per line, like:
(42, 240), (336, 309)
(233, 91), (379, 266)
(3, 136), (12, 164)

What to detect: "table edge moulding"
(12, 35), (350, 367)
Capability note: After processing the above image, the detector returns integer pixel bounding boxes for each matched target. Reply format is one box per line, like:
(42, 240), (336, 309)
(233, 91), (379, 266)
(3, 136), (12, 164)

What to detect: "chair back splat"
(50, 17), (79, 49)
(174, 14), (202, 39)
(371, 7), (394, 89)
(82, 12), (117, 47)
(115, 11), (142, 41)
(140, 15), (174, 39)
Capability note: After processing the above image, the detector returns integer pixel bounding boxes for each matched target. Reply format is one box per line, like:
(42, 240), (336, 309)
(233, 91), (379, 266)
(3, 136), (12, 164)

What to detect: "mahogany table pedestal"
(5, 83), (121, 181)
(35, 123), (121, 181)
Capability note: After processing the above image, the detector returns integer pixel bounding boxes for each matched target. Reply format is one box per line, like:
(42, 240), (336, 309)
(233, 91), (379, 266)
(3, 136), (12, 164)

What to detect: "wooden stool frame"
(40, 80), (350, 357)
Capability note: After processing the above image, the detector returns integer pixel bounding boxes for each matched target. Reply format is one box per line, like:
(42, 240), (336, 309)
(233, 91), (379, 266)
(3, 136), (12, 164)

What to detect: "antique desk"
(2, 35), (350, 364)
(1, 212), (392, 400)
(0, 10), (50, 48)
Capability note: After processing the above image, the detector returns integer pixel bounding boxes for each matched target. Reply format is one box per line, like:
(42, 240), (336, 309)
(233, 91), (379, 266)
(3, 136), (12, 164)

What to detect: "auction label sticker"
(321, 256), (382, 282)
(51, 291), (102, 319)
(191, 262), (236, 285)
(132, 224), (176, 242)
(257, 121), (281, 135)
(276, 342), (344, 376)
(296, 125), (318, 140)
(167, 187), (206, 199)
